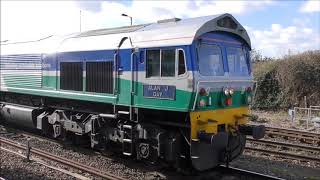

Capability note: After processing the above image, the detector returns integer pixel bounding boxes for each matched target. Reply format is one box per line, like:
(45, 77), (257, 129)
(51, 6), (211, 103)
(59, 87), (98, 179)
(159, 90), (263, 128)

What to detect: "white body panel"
(1, 14), (250, 55)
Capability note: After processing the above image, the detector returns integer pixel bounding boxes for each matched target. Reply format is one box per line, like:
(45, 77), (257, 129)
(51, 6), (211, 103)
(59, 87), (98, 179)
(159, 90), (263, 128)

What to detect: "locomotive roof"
(1, 13), (251, 55)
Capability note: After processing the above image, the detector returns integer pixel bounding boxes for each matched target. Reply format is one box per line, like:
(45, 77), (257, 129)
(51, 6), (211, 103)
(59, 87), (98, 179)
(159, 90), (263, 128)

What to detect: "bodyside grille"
(0, 54), (42, 88)
(86, 62), (113, 94)
(60, 62), (83, 91)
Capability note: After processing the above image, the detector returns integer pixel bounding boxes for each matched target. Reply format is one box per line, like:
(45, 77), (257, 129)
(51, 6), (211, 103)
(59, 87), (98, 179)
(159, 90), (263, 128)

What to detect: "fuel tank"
(0, 103), (42, 129)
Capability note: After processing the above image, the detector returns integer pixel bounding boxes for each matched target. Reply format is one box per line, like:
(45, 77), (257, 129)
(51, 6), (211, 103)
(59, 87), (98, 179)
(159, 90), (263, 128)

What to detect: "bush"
(252, 61), (282, 109)
(252, 50), (320, 110)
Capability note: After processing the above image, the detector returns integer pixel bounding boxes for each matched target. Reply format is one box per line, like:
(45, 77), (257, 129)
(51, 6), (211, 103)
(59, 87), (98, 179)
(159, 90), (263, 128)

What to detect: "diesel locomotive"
(0, 13), (265, 171)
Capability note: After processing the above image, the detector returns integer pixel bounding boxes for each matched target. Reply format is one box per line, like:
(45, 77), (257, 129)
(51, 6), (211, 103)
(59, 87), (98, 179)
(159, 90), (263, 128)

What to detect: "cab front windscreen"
(198, 44), (224, 76)
(198, 43), (250, 76)
(226, 47), (250, 76)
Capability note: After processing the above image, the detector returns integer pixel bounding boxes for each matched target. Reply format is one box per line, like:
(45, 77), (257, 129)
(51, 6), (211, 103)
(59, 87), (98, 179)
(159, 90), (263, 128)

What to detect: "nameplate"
(143, 85), (176, 100)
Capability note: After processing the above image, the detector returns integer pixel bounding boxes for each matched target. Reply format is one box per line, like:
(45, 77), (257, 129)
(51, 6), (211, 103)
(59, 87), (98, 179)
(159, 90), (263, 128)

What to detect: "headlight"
(229, 88), (234, 96)
(224, 88), (230, 96)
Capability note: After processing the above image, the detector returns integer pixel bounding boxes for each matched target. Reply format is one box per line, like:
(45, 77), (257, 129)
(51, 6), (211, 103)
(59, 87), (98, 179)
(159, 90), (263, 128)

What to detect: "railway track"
(0, 137), (125, 180)
(246, 138), (320, 163)
(265, 126), (320, 145)
(1, 125), (316, 179)
(245, 127), (320, 164)
(0, 127), (283, 180)
(0, 137), (283, 180)
(216, 165), (284, 180)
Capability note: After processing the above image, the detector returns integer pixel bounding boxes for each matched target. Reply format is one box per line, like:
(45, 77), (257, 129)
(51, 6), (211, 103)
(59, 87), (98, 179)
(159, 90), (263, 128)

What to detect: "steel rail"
(266, 131), (319, 141)
(265, 127), (320, 144)
(217, 165), (285, 180)
(247, 138), (320, 151)
(266, 126), (320, 137)
(245, 146), (320, 163)
(0, 137), (125, 180)
(0, 146), (92, 180)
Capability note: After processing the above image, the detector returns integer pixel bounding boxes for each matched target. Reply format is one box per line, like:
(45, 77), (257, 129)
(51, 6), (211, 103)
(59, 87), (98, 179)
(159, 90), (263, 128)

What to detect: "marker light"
(225, 98), (232, 106)
(199, 99), (206, 107)
(199, 88), (206, 96)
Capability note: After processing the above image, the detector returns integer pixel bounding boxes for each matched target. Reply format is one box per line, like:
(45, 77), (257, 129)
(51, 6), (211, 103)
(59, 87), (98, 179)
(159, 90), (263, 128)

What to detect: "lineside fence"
(289, 106), (320, 129)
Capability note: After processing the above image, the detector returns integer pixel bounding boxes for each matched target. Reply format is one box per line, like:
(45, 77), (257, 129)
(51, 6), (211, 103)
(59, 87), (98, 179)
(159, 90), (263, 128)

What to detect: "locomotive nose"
(189, 107), (266, 171)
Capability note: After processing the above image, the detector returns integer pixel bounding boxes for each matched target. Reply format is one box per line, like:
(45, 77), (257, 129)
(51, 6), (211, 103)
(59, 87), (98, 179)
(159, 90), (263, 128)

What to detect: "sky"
(1, 0), (319, 57)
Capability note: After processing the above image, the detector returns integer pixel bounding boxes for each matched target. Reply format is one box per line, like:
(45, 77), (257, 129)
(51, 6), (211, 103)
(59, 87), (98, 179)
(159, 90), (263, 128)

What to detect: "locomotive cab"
(189, 31), (265, 170)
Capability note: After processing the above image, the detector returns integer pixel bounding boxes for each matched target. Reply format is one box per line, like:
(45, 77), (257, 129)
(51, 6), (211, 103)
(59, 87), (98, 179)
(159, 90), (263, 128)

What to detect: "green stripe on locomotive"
(4, 75), (193, 111)
(3, 74), (250, 112)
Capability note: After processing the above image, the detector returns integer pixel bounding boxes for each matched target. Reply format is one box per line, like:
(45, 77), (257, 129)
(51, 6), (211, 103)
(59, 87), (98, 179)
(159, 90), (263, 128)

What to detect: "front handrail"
(192, 79), (254, 111)
(130, 52), (135, 95)
(113, 53), (118, 95)
(130, 52), (135, 121)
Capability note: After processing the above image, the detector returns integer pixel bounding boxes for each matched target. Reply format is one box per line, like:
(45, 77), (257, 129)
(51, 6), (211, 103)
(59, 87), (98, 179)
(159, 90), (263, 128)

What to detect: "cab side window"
(146, 50), (160, 78)
(161, 49), (175, 77)
(178, 49), (186, 75)
(146, 48), (186, 78)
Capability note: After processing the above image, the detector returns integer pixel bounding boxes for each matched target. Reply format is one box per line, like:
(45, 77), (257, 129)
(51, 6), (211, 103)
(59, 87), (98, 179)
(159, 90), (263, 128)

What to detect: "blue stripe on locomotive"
(42, 31), (250, 73)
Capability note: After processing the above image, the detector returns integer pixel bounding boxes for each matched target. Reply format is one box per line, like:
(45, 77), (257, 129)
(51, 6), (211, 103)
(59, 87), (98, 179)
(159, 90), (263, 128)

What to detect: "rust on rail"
(247, 138), (320, 151)
(245, 146), (320, 163)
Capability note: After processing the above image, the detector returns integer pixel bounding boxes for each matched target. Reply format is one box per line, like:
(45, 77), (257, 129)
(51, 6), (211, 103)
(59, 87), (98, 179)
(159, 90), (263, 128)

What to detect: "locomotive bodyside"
(0, 14), (264, 171)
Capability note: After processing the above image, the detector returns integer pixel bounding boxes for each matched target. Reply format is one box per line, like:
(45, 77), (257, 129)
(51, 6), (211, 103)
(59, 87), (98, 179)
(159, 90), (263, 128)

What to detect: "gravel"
(0, 149), (76, 180)
(230, 154), (320, 180)
(243, 110), (320, 179)
(0, 126), (165, 180)
(245, 141), (320, 166)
